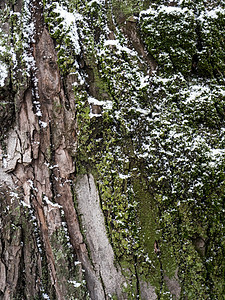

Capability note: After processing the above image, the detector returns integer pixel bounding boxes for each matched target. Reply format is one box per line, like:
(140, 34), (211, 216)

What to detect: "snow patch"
(53, 3), (82, 54)
(39, 120), (48, 128)
(89, 113), (102, 118)
(104, 40), (136, 56)
(43, 195), (62, 209)
(140, 5), (189, 17)
(198, 7), (225, 21)
(68, 280), (82, 288)
(0, 61), (8, 87)
(139, 75), (150, 89)
(88, 96), (113, 117)
(88, 0), (105, 5)
(27, 179), (38, 192)
(88, 96), (103, 106)
(118, 173), (130, 179)
(21, 200), (31, 208)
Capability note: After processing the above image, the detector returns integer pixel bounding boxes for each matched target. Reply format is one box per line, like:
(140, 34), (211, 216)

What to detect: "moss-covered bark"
(0, 0), (225, 299)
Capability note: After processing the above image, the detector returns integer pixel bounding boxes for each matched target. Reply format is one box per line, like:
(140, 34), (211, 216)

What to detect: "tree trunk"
(0, 0), (224, 299)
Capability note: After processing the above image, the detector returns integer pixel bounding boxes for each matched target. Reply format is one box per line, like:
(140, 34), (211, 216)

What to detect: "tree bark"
(0, 0), (224, 299)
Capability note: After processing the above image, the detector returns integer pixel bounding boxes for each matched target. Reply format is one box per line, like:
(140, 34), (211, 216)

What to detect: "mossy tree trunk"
(0, 1), (225, 299)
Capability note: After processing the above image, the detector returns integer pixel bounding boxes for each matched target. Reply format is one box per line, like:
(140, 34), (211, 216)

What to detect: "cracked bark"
(0, 2), (124, 299)
(0, 1), (171, 299)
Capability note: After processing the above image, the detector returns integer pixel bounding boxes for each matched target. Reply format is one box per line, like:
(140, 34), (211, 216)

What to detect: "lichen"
(73, 1), (225, 298)
(3, 0), (223, 298)
(50, 224), (88, 299)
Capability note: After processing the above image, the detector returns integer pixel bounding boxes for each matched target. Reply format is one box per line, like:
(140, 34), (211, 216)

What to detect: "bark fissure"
(1, 2), (110, 295)
(1, 1), (224, 299)
(134, 256), (140, 299)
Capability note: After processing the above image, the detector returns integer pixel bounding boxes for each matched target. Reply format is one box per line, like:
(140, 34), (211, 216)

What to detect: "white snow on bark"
(53, 3), (82, 54)
(0, 60), (8, 87)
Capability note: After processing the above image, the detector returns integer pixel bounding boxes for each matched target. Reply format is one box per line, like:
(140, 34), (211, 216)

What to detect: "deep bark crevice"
(134, 255), (140, 299)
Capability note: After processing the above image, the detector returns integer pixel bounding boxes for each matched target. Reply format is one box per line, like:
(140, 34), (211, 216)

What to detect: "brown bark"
(0, 2), (112, 299)
(0, 1), (161, 299)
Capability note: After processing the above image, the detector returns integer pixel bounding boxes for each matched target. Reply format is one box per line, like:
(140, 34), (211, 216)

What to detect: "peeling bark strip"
(2, 0), (224, 299)
(2, 25), (107, 299)
(0, 0), (162, 298)
(0, 1), (161, 298)
(75, 174), (126, 299)
(1, 2), (126, 297)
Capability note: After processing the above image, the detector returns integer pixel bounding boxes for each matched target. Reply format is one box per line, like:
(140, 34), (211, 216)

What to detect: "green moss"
(140, 5), (197, 76)
(134, 179), (159, 253)
(39, 0), (225, 297)
(43, 1), (79, 75)
(50, 225), (88, 299)
(197, 14), (225, 78)
(140, 2), (225, 79)
(112, 0), (139, 18)
(111, 0), (151, 21)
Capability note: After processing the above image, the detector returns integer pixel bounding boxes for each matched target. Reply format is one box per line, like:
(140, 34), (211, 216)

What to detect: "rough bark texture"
(0, 1), (153, 299)
(0, 11), (124, 300)
(0, 0), (225, 299)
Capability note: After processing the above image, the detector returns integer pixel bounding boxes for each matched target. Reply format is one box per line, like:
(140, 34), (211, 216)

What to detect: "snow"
(104, 100), (113, 110)
(198, 7), (225, 21)
(183, 84), (210, 104)
(53, 3), (82, 54)
(210, 149), (225, 156)
(104, 40), (118, 47)
(90, 113), (102, 118)
(118, 173), (130, 179)
(21, 200), (31, 208)
(135, 108), (150, 115)
(22, 52), (36, 75)
(10, 192), (19, 203)
(43, 195), (62, 209)
(22, 0), (36, 75)
(88, 0), (105, 5)
(39, 120), (48, 128)
(104, 39), (136, 56)
(35, 110), (42, 117)
(33, 100), (42, 116)
(140, 5), (189, 17)
(88, 96), (103, 106)
(2, 0), (220, 284)
(88, 96), (112, 109)
(207, 148), (225, 168)
(139, 75), (150, 89)
(159, 6), (184, 14)
(68, 280), (82, 288)
(0, 61), (8, 87)
(0, 44), (9, 87)
(88, 96), (113, 117)
(27, 179), (38, 192)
